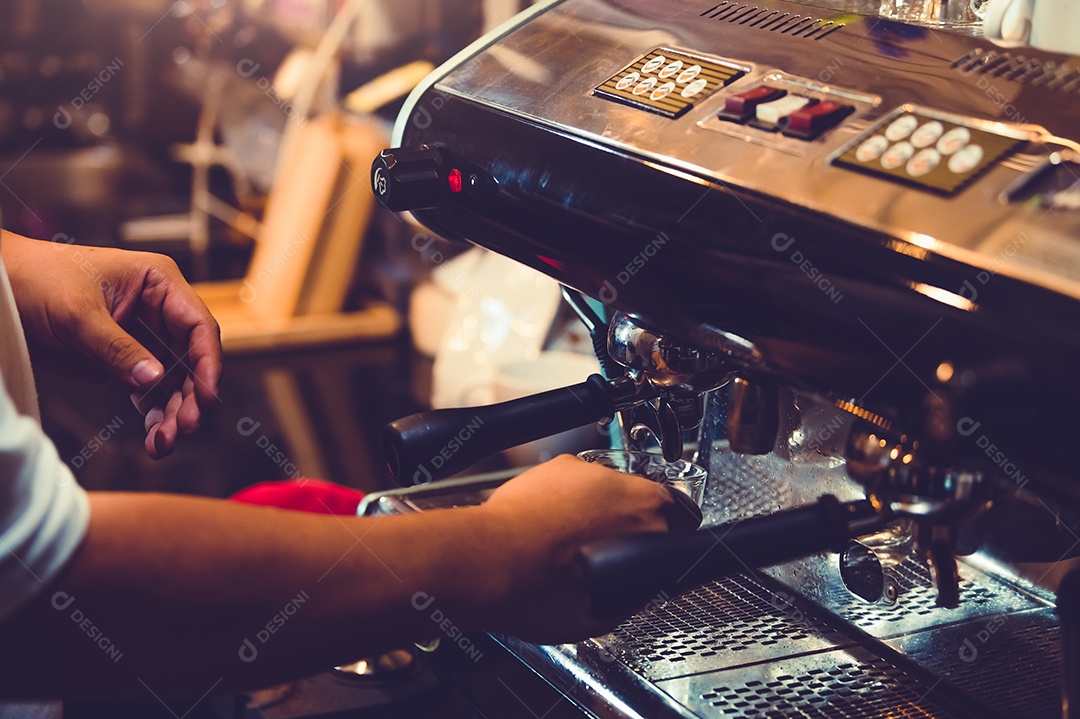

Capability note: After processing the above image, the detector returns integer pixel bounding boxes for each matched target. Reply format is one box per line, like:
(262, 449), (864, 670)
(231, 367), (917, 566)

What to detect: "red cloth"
(229, 479), (366, 516)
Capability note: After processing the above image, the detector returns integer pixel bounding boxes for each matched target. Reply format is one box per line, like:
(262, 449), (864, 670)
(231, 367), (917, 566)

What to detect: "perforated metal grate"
(698, 659), (959, 717)
(837, 559), (988, 626)
(699, 2), (846, 40)
(889, 609), (1061, 719)
(702, 451), (794, 525)
(814, 554), (1042, 639)
(594, 573), (848, 681)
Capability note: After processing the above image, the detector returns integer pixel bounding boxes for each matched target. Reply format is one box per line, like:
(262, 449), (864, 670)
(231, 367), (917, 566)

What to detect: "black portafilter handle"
(573, 495), (880, 620)
(383, 374), (617, 484)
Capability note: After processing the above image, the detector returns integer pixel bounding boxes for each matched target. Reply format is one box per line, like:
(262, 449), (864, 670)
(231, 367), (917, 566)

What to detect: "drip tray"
(657, 647), (969, 718)
(592, 573), (851, 682)
(361, 454), (1063, 717)
(887, 608), (1061, 719)
(586, 560), (1058, 716)
(777, 550), (1045, 634)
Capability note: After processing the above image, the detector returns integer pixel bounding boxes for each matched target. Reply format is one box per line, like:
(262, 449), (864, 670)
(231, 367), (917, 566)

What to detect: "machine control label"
(594, 48), (744, 119)
(833, 108), (1021, 195)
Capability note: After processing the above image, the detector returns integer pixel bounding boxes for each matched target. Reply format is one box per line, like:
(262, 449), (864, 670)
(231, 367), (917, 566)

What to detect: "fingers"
(75, 308), (166, 392)
(140, 389), (184, 459)
(131, 368), (190, 459)
(185, 319), (222, 408)
(661, 487), (704, 532)
(177, 375), (201, 435)
(154, 273), (222, 408)
(120, 255), (221, 458)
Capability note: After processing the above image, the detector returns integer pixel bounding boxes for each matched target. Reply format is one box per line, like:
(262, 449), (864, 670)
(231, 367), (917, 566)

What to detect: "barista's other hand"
(475, 454), (691, 643)
(1, 231), (221, 458)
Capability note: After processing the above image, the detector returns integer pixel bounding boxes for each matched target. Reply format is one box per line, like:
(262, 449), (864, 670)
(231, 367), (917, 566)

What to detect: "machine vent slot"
(700, 1), (846, 38)
(952, 48), (1080, 94)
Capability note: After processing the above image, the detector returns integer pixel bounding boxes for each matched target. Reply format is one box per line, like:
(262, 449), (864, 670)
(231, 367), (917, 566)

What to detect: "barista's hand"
(475, 454), (693, 643)
(1, 231), (221, 458)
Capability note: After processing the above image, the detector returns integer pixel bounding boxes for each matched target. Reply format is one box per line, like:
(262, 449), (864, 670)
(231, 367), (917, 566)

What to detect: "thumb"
(77, 312), (164, 390)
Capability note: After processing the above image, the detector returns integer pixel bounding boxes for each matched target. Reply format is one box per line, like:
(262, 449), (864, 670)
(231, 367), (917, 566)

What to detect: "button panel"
(594, 48), (745, 119)
(711, 79), (860, 141)
(753, 94), (814, 130)
(833, 107), (1021, 195)
(785, 101), (855, 139)
(718, 86), (787, 122)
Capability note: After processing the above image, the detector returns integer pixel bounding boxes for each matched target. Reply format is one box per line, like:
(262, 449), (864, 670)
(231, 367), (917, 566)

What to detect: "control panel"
(832, 107), (1024, 195)
(593, 47), (746, 119)
(698, 72), (879, 150)
(715, 82), (856, 140)
(592, 47), (1030, 195)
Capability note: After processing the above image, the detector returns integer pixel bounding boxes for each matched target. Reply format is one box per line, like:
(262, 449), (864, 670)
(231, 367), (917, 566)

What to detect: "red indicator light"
(448, 168), (463, 193)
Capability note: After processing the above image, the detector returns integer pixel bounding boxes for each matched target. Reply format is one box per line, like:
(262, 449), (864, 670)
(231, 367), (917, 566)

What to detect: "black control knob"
(371, 145), (446, 212)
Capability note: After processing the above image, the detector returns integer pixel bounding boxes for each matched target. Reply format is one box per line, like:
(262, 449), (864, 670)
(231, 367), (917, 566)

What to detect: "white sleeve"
(0, 367), (90, 622)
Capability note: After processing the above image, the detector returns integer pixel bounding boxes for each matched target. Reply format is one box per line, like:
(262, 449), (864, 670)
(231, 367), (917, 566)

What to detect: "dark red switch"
(718, 86), (787, 122)
(783, 100), (854, 139)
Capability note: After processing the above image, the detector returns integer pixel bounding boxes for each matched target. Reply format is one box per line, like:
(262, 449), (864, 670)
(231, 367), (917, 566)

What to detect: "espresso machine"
(362, 0), (1080, 715)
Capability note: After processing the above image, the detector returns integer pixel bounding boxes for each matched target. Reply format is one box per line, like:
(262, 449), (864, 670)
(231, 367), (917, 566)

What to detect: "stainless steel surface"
(887, 608), (1061, 719)
(375, 0), (1078, 714)
(657, 647), (970, 718)
(816, 553), (1046, 637)
(725, 376), (780, 454)
(843, 416), (998, 608)
(420, 0), (1080, 296)
(606, 313), (740, 459)
(592, 573), (850, 682)
(607, 312), (757, 387)
(844, 420), (995, 515)
(365, 438), (1062, 717)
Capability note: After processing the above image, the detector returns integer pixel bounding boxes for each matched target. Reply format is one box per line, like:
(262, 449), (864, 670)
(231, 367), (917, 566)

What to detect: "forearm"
(0, 228), (35, 251)
(0, 229), (46, 279)
(0, 492), (510, 700)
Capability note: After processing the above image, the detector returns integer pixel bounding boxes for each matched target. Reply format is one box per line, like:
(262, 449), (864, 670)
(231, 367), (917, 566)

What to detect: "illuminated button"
(783, 100), (853, 139)
(616, 72), (639, 91)
(632, 77), (658, 96)
(755, 95), (814, 129)
(447, 168), (463, 193)
(856, 135), (889, 162)
(681, 78), (708, 98)
(911, 121), (944, 148)
(642, 56), (665, 73)
(885, 114), (919, 142)
(651, 81), (676, 101)
(719, 85), (786, 121)
(906, 148), (941, 177)
(937, 126), (971, 155)
(881, 141), (915, 170)
(948, 143), (984, 173)
(677, 65), (702, 84)
(659, 60), (683, 79)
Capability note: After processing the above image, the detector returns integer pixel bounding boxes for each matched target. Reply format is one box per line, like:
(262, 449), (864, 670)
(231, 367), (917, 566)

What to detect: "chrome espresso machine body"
(366, 1), (1080, 717)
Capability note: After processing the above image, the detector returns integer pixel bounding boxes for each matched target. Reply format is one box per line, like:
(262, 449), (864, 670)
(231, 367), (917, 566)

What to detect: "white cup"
(492, 351), (604, 466)
(1030, 0), (1080, 54)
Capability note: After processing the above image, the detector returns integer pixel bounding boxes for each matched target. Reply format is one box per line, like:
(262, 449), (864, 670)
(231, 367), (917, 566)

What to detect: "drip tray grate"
(887, 609), (1061, 719)
(816, 554), (1046, 639)
(592, 573), (849, 681)
(659, 647), (969, 718)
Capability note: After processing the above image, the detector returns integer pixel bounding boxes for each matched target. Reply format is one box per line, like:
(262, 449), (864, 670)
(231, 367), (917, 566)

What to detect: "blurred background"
(0, 0), (600, 503)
